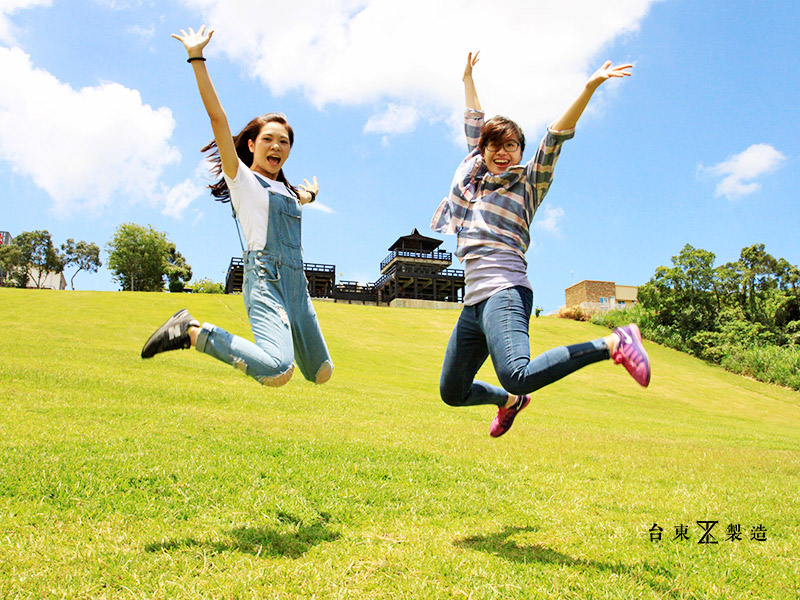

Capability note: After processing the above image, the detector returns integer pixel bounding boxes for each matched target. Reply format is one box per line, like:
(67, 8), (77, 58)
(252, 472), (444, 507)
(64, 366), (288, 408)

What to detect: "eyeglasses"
(486, 140), (521, 153)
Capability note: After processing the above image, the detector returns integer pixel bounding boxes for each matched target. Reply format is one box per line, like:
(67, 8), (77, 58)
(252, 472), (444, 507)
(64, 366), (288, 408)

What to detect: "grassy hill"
(1, 287), (798, 599)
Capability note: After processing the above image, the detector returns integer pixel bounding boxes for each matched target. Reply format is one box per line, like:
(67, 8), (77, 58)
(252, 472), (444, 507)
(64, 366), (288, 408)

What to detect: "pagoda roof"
(388, 228), (443, 252)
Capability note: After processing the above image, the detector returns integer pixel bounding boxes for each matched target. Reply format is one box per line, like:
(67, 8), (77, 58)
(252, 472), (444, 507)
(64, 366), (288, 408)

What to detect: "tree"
(739, 244), (778, 323)
(106, 223), (173, 291)
(638, 244), (717, 336)
(775, 257), (800, 293)
(60, 239), (102, 290)
(165, 244), (192, 293)
(0, 243), (25, 287)
(0, 230), (64, 289)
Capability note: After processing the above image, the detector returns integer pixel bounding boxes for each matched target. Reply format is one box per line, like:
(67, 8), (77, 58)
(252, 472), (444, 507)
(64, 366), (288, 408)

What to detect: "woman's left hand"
(586, 61), (633, 90)
(299, 176), (319, 204)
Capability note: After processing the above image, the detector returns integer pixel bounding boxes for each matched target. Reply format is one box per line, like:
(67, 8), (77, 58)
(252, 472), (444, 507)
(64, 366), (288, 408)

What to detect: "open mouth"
(493, 158), (510, 168)
(266, 155), (282, 167)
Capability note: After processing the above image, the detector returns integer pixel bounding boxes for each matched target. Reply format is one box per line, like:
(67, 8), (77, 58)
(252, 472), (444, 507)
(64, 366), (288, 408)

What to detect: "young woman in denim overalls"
(141, 25), (333, 387)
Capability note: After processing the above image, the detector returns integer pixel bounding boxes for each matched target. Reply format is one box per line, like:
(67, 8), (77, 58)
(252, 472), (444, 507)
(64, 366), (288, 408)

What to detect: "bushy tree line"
(593, 243), (800, 390)
(0, 230), (101, 290)
(1, 224), (196, 293)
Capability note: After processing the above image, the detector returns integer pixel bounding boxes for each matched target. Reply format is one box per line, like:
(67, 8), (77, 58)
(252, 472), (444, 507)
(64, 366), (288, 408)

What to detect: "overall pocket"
(278, 209), (302, 250)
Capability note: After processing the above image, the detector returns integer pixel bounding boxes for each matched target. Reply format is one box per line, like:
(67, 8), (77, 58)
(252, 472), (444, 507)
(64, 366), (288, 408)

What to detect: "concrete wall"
(615, 285), (638, 302)
(389, 298), (461, 310)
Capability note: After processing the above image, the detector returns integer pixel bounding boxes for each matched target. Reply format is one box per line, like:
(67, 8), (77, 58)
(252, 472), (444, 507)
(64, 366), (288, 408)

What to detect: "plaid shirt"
(431, 109), (574, 261)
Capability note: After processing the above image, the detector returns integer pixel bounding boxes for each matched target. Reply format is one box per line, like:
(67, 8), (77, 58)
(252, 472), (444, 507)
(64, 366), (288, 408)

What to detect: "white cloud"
(0, 0), (51, 44)
(162, 178), (205, 219)
(305, 200), (335, 214)
(127, 23), (155, 40)
(162, 159), (212, 219)
(182, 0), (658, 138)
(534, 205), (565, 234)
(700, 144), (787, 200)
(364, 104), (419, 135)
(92, 0), (140, 9)
(0, 45), (180, 215)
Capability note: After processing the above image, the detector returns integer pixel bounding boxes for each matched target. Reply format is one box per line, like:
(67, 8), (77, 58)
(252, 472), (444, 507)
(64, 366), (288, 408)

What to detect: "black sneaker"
(141, 309), (200, 358)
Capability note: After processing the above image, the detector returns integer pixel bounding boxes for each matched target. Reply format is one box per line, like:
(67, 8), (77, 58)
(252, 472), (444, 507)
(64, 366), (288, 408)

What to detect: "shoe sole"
(627, 324), (650, 387)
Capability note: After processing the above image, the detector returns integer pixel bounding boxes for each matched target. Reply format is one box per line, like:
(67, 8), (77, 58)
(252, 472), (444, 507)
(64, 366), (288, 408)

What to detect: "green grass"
(1, 287), (799, 599)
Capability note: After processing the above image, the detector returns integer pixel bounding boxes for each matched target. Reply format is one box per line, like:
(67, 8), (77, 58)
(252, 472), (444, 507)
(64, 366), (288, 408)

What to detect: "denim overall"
(195, 182), (333, 386)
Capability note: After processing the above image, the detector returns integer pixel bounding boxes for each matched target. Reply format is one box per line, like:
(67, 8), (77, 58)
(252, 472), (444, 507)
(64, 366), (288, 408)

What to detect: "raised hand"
(171, 25), (214, 58)
(299, 176), (319, 204)
(586, 60), (633, 90)
(551, 60), (633, 131)
(463, 50), (480, 81)
(463, 51), (482, 111)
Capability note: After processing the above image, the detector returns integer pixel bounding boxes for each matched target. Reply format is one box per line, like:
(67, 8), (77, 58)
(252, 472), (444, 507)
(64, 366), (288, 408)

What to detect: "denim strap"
(230, 202), (246, 254)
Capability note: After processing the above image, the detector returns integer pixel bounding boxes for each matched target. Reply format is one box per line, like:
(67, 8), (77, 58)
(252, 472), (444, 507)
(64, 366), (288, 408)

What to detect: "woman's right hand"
(463, 51), (480, 80)
(171, 25), (214, 58)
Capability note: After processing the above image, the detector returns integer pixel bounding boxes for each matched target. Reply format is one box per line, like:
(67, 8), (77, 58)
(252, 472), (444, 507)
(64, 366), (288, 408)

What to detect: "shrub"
(592, 304), (657, 334)
(687, 330), (727, 363)
(722, 344), (800, 390)
(786, 320), (800, 346)
(556, 305), (590, 321)
(190, 277), (225, 294)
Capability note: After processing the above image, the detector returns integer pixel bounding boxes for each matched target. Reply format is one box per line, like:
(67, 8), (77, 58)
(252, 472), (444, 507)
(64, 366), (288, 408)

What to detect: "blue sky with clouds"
(1, 0), (797, 311)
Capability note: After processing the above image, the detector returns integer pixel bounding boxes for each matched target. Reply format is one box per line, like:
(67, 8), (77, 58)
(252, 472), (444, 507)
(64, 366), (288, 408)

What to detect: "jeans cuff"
(195, 322), (214, 354)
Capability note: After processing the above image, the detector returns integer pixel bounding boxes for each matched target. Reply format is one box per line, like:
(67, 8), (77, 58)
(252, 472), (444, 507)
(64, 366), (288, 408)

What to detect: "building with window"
(564, 279), (638, 314)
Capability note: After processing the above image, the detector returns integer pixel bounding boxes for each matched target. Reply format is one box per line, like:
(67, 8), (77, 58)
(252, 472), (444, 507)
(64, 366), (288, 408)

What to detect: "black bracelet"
(308, 190), (316, 203)
(187, 56), (206, 63)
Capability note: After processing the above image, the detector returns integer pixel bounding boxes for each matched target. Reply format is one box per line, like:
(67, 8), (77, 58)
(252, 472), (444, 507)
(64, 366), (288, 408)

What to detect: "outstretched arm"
(171, 25), (239, 179)
(463, 51), (482, 111)
(550, 61), (633, 132)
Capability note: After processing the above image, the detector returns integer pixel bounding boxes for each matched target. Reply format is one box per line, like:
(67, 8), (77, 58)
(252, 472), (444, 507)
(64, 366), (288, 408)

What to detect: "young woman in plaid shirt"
(433, 52), (650, 438)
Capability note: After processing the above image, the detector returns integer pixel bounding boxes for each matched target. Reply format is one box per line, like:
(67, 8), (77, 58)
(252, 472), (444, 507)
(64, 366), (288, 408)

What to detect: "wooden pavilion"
(373, 229), (464, 304)
(224, 228), (464, 306)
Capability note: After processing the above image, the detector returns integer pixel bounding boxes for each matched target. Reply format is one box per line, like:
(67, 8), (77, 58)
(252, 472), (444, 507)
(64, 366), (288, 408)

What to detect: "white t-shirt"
(223, 158), (298, 250)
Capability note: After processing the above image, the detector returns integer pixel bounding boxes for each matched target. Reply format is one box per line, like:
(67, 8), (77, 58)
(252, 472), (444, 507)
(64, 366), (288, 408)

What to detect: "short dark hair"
(479, 116), (526, 154)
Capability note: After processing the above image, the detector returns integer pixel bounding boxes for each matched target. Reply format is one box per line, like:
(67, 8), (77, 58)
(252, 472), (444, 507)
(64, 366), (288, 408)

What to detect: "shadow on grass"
(145, 511), (340, 559)
(455, 526), (679, 598)
(455, 526), (624, 568)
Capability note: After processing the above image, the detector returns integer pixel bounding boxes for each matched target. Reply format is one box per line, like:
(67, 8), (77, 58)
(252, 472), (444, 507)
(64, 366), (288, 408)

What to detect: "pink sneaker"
(490, 395), (530, 438)
(612, 323), (651, 387)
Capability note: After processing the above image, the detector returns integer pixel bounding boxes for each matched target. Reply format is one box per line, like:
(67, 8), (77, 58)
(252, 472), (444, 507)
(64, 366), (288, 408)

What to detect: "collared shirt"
(430, 109), (574, 262)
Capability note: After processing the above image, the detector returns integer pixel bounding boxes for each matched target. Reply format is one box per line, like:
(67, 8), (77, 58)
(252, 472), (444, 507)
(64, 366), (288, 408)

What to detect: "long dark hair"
(202, 113), (298, 202)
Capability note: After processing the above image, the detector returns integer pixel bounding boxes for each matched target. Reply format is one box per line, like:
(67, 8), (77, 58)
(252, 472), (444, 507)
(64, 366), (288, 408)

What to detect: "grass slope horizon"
(1, 288), (799, 599)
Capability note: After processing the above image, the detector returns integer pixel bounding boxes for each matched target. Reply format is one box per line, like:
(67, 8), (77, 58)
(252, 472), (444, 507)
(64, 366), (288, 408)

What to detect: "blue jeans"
(439, 286), (609, 407)
(195, 189), (332, 386)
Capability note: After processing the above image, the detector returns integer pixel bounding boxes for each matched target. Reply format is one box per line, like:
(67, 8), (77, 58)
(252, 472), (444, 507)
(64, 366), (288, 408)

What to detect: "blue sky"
(1, 0), (797, 312)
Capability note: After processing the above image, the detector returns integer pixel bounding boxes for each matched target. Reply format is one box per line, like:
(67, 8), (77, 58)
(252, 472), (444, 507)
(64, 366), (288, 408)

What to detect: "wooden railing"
(380, 250), (452, 270)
